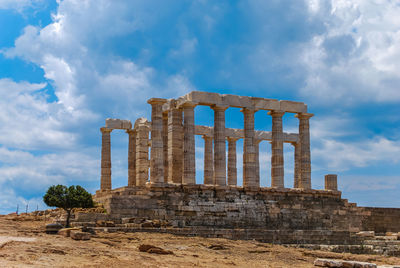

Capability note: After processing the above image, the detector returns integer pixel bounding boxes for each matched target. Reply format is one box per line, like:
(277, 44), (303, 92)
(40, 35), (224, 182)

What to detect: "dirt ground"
(0, 214), (399, 268)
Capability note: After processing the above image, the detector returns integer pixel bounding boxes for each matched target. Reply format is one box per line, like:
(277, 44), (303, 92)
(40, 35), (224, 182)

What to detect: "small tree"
(43, 185), (94, 227)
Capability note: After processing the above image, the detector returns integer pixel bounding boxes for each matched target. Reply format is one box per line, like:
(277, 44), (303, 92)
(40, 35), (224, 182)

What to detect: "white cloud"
(301, 0), (400, 103)
(0, 0), (43, 12)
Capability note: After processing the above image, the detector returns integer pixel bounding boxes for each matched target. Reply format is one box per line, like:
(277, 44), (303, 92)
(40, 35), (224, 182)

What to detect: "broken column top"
(105, 118), (132, 130)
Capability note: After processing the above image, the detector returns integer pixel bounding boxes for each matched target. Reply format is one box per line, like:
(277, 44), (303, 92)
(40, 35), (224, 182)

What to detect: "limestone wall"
(94, 186), (365, 232)
(360, 207), (400, 233)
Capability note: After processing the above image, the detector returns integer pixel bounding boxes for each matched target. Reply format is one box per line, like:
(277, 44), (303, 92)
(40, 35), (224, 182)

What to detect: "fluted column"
(126, 129), (136, 187)
(100, 127), (112, 191)
(203, 135), (213, 185)
(268, 110), (285, 188)
(168, 105), (183, 184)
(182, 101), (197, 185)
(148, 98), (167, 185)
(227, 137), (238, 186)
(242, 108), (257, 187)
(254, 139), (262, 187)
(163, 112), (169, 183)
(291, 141), (300, 188)
(295, 113), (313, 189)
(135, 119), (150, 186)
(212, 105), (228, 186)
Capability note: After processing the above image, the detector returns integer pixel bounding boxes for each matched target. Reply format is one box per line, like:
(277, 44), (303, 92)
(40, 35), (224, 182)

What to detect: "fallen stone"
(314, 258), (377, 268)
(138, 244), (173, 255)
(314, 258), (344, 267)
(45, 223), (64, 234)
(58, 228), (80, 237)
(208, 244), (228, 250)
(70, 231), (91, 240)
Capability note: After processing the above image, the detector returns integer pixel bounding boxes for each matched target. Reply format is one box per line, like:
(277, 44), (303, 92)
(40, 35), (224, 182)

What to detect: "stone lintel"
(195, 125), (298, 143)
(175, 91), (307, 113)
(105, 118), (132, 130)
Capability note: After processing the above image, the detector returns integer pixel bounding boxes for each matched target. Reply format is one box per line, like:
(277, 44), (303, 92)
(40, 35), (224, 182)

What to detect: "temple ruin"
(83, 91), (400, 251)
(98, 91), (315, 191)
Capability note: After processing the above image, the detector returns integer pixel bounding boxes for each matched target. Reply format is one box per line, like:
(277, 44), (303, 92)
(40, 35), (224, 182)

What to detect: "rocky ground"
(0, 213), (399, 267)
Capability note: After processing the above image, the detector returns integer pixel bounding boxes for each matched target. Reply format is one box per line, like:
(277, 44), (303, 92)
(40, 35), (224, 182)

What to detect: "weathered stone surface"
(58, 228), (80, 237)
(356, 231), (375, 237)
(45, 223), (63, 234)
(325, 174), (338, 191)
(138, 244), (173, 254)
(105, 118), (132, 129)
(269, 110), (285, 188)
(70, 231), (91, 240)
(314, 258), (377, 268)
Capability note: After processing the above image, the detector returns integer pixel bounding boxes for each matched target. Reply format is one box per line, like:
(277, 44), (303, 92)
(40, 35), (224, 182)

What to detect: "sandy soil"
(0, 214), (399, 268)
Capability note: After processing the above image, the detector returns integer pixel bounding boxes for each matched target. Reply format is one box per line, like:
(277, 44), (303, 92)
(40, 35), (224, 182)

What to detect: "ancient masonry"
(81, 91), (400, 250)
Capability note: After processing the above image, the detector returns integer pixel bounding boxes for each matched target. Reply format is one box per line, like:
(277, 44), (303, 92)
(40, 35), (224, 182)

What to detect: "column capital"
(254, 138), (262, 145)
(126, 128), (136, 134)
(211, 104), (229, 111)
(202, 135), (213, 140)
(240, 107), (256, 114)
(100, 127), (113, 133)
(295, 112), (314, 119)
(289, 141), (299, 146)
(227, 136), (240, 142)
(147, 98), (168, 105)
(267, 110), (285, 117)
(180, 101), (198, 108)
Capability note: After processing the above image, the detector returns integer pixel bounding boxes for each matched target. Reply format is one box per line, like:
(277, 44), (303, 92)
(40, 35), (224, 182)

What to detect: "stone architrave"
(290, 141), (300, 188)
(212, 104), (228, 186)
(241, 108), (257, 187)
(135, 118), (150, 186)
(168, 105), (183, 184)
(100, 127), (112, 191)
(126, 129), (136, 187)
(268, 110), (285, 188)
(295, 113), (313, 189)
(227, 137), (239, 186)
(182, 101), (197, 185)
(162, 112), (169, 183)
(203, 135), (213, 185)
(148, 98), (167, 185)
(254, 139), (262, 187)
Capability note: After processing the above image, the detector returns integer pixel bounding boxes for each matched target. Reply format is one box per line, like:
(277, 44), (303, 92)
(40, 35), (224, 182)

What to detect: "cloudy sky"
(0, 0), (399, 214)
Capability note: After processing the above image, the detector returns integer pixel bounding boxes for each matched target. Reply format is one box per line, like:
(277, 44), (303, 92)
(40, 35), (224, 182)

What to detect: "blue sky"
(0, 0), (399, 214)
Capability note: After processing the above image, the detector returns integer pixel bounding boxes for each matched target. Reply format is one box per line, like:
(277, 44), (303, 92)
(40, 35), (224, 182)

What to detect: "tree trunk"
(66, 209), (72, 228)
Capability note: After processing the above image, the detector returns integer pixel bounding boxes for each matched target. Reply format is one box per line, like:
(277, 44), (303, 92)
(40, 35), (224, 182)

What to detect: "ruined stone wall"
(359, 207), (400, 233)
(94, 186), (366, 232)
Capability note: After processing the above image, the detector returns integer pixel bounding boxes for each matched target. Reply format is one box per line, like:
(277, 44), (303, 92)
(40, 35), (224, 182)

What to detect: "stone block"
(70, 231), (91, 240)
(356, 231), (375, 237)
(58, 227), (80, 237)
(279, 100), (307, 113)
(105, 118), (132, 129)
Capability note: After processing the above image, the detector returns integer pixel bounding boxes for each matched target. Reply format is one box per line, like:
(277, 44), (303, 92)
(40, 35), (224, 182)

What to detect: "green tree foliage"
(43, 185), (94, 227)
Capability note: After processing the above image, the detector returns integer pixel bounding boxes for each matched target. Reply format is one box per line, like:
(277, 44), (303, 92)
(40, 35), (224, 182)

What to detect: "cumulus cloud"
(301, 0), (400, 103)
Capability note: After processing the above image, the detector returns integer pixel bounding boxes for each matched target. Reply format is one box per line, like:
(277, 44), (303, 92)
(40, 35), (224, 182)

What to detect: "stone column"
(203, 135), (213, 185)
(227, 137), (238, 186)
(212, 105), (228, 186)
(126, 129), (136, 187)
(254, 139), (262, 187)
(163, 111), (169, 183)
(295, 113), (314, 189)
(268, 110), (285, 188)
(100, 127), (112, 191)
(182, 101), (197, 185)
(290, 141), (301, 188)
(242, 108), (257, 187)
(148, 98), (167, 185)
(135, 118), (150, 186)
(325, 174), (338, 191)
(168, 105), (183, 184)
